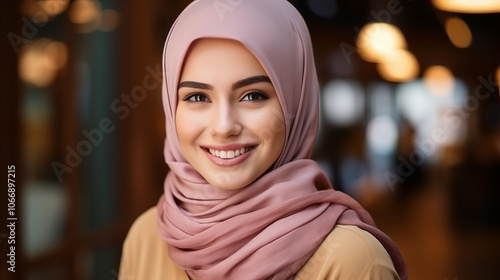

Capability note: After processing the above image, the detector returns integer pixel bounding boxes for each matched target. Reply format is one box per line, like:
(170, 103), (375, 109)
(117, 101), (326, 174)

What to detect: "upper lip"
(201, 143), (256, 151)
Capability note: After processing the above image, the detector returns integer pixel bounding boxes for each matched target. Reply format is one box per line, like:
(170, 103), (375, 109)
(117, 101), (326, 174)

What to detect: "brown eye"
(241, 91), (269, 102)
(184, 93), (210, 103)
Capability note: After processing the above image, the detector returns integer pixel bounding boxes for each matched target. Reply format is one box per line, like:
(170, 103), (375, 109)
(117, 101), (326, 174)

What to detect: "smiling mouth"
(208, 146), (254, 159)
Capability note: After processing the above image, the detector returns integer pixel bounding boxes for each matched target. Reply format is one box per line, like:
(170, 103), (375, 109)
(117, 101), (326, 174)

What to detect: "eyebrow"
(232, 75), (272, 90)
(178, 81), (213, 90)
(178, 75), (272, 90)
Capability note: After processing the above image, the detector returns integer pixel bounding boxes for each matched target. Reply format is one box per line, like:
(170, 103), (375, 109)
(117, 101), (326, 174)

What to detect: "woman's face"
(176, 39), (285, 190)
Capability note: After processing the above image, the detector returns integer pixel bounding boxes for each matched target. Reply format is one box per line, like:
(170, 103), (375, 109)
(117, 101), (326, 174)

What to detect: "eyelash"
(241, 90), (269, 102)
(182, 90), (269, 103)
(183, 92), (210, 103)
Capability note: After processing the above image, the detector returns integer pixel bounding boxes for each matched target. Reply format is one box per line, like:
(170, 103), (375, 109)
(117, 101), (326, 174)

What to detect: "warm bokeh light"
(377, 49), (420, 82)
(38, 0), (69, 16)
(445, 17), (473, 48)
(69, 0), (102, 33)
(21, 0), (69, 22)
(423, 65), (455, 97)
(45, 41), (68, 69)
(432, 0), (500, 13)
(19, 39), (68, 87)
(356, 23), (407, 63)
(69, 0), (100, 24)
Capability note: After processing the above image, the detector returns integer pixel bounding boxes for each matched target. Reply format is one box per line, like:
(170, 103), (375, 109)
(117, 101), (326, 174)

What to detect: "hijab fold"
(157, 0), (407, 279)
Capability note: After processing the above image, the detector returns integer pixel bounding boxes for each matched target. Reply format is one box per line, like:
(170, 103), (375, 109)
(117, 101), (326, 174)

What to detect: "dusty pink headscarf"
(157, 0), (407, 279)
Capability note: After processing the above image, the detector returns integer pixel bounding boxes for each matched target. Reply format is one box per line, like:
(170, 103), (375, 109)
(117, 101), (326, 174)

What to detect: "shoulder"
(296, 225), (400, 280)
(125, 207), (159, 242)
(119, 207), (188, 280)
(122, 206), (163, 258)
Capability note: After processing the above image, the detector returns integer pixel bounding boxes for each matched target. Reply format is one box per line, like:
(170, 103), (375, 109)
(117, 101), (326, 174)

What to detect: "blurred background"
(1, 0), (499, 279)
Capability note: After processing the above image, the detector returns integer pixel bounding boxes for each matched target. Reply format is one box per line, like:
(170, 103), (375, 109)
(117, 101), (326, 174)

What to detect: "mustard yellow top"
(119, 207), (399, 280)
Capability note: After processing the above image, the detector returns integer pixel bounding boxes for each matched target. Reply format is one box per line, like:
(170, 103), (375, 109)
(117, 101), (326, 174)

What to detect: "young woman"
(119, 0), (407, 279)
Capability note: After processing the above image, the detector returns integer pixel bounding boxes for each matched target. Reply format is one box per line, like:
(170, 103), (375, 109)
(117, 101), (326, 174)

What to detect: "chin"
(209, 181), (248, 191)
(206, 174), (255, 191)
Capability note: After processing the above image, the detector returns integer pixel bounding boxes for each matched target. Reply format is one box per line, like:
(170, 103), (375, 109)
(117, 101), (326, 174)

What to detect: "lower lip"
(203, 147), (254, 167)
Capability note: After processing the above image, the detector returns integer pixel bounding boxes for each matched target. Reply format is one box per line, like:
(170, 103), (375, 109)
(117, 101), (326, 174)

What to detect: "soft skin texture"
(176, 39), (285, 190)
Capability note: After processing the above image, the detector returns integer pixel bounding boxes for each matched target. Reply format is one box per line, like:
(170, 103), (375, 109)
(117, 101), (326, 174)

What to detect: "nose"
(209, 101), (242, 137)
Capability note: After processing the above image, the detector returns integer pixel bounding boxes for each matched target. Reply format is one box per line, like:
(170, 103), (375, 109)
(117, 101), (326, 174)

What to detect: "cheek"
(175, 109), (203, 147)
(175, 112), (186, 143)
(253, 109), (286, 145)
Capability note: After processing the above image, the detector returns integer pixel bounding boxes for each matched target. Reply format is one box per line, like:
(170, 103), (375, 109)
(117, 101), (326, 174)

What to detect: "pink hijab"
(157, 0), (407, 279)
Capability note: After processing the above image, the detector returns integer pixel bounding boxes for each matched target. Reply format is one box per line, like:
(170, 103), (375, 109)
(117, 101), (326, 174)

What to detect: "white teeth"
(209, 147), (250, 159)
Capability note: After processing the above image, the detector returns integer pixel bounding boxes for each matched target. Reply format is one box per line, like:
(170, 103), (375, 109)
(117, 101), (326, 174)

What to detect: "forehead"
(180, 38), (268, 81)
